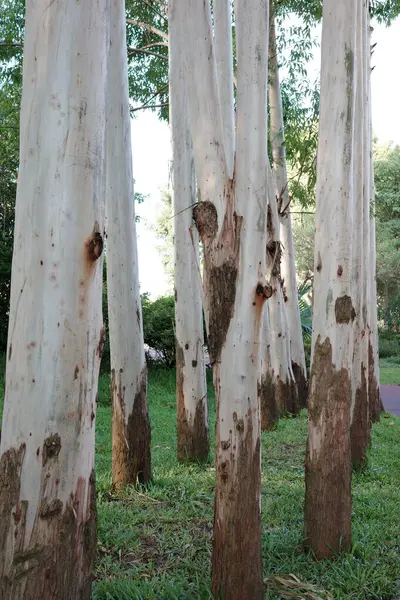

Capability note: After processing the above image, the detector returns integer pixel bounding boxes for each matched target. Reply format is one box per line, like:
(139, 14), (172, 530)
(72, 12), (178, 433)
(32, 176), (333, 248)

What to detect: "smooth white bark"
(169, 2), (209, 461)
(173, 0), (269, 594)
(106, 0), (151, 486)
(214, 0), (235, 178)
(305, 0), (359, 558)
(0, 0), (107, 594)
(268, 17), (307, 398)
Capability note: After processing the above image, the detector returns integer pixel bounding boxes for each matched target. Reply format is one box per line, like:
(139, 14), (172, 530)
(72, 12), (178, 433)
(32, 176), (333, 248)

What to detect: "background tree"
(0, 0), (107, 596)
(106, 0), (151, 488)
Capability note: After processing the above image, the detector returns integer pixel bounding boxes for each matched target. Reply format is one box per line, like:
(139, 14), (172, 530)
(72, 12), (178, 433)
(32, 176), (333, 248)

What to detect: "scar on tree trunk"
(111, 367), (151, 487)
(176, 342), (209, 462)
(260, 372), (279, 431)
(211, 421), (263, 599)
(304, 336), (352, 559)
(0, 445), (97, 600)
(350, 363), (370, 469)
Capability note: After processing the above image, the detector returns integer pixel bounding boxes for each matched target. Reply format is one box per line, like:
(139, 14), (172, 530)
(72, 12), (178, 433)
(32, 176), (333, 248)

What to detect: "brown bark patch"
(111, 367), (152, 487)
(207, 262), (238, 363)
(176, 342), (209, 462)
(304, 335), (352, 559)
(368, 340), (383, 423)
(0, 443), (96, 600)
(350, 363), (370, 469)
(85, 224), (103, 263)
(42, 433), (61, 466)
(275, 375), (299, 415)
(292, 361), (308, 409)
(96, 327), (106, 359)
(335, 295), (356, 324)
(260, 372), (279, 431)
(193, 201), (218, 242)
(212, 417), (263, 599)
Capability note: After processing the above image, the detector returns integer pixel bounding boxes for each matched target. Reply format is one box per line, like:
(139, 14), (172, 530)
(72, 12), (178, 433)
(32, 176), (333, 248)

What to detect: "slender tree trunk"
(172, 0), (269, 596)
(0, 1), (107, 597)
(304, 0), (359, 559)
(260, 303), (279, 430)
(268, 14), (308, 409)
(106, 0), (151, 488)
(351, 4), (371, 467)
(262, 163), (298, 419)
(169, 11), (209, 463)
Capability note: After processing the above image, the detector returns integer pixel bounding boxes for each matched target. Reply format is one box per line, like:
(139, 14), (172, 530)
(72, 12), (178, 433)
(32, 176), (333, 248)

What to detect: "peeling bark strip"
(176, 343), (209, 462)
(304, 337), (352, 558)
(111, 368), (151, 486)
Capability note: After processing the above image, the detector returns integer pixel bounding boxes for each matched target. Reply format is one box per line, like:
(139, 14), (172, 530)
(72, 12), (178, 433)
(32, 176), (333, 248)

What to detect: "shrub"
(141, 294), (176, 367)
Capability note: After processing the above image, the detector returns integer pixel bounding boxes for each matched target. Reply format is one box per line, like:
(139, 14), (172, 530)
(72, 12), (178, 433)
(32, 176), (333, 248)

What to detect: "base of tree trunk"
(111, 368), (151, 487)
(368, 341), (383, 423)
(304, 337), (352, 559)
(0, 445), (96, 600)
(350, 365), (370, 469)
(260, 371), (279, 431)
(276, 376), (299, 415)
(292, 362), (308, 409)
(211, 433), (263, 599)
(176, 344), (209, 462)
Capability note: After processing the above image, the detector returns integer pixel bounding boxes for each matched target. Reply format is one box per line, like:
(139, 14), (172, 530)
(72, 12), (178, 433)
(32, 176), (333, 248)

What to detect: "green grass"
(0, 361), (399, 599)
(380, 358), (400, 385)
(93, 367), (400, 600)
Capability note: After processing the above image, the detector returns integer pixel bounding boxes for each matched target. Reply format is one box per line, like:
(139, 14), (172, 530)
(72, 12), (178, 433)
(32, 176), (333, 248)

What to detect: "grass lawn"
(0, 362), (399, 599)
(93, 367), (400, 600)
(380, 358), (400, 385)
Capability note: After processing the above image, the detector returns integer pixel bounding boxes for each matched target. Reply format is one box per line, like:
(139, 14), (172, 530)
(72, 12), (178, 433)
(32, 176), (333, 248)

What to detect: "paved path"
(381, 384), (400, 416)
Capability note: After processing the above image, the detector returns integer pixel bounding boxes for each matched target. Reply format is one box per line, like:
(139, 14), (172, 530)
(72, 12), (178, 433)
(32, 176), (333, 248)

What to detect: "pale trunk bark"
(106, 0), (151, 488)
(351, 2), (371, 468)
(0, 1), (107, 597)
(173, 0), (269, 596)
(169, 10), (209, 463)
(263, 163), (298, 418)
(304, 0), (358, 559)
(268, 15), (308, 409)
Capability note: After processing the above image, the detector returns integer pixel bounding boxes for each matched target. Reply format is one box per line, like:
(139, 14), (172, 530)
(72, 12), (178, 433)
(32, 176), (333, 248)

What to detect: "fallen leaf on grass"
(264, 573), (333, 600)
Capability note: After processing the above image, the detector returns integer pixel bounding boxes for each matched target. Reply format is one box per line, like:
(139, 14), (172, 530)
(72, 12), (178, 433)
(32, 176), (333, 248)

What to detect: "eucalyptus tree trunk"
(260, 303), (280, 431)
(304, 0), (359, 559)
(351, 4), (370, 467)
(106, 0), (151, 487)
(262, 163), (298, 420)
(367, 25), (383, 423)
(171, 0), (269, 596)
(268, 14), (308, 409)
(0, 1), (107, 597)
(169, 10), (209, 463)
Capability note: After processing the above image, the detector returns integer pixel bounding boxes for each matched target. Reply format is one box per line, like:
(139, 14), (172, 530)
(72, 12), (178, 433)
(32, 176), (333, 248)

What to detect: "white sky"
(132, 17), (400, 299)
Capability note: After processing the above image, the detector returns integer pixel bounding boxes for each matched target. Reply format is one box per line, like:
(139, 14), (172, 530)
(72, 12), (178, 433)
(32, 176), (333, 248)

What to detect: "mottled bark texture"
(292, 362), (308, 409)
(176, 342), (209, 462)
(304, 337), (352, 558)
(212, 417), (263, 599)
(111, 368), (151, 486)
(260, 371), (279, 431)
(0, 446), (96, 600)
(368, 341), (383, 423)
(350, 364), (370, 468)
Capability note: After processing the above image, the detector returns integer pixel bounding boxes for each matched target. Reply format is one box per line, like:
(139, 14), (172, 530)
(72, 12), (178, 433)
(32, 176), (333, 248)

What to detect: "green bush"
(141, 294), (175, 367)
(379, 330), (400, 359)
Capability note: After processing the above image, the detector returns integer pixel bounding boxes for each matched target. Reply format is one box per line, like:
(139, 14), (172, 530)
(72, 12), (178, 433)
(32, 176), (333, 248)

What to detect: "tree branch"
(130, 102), (169, 113)
(126, 19), (168, 40)
(128, 46), (167, 60)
